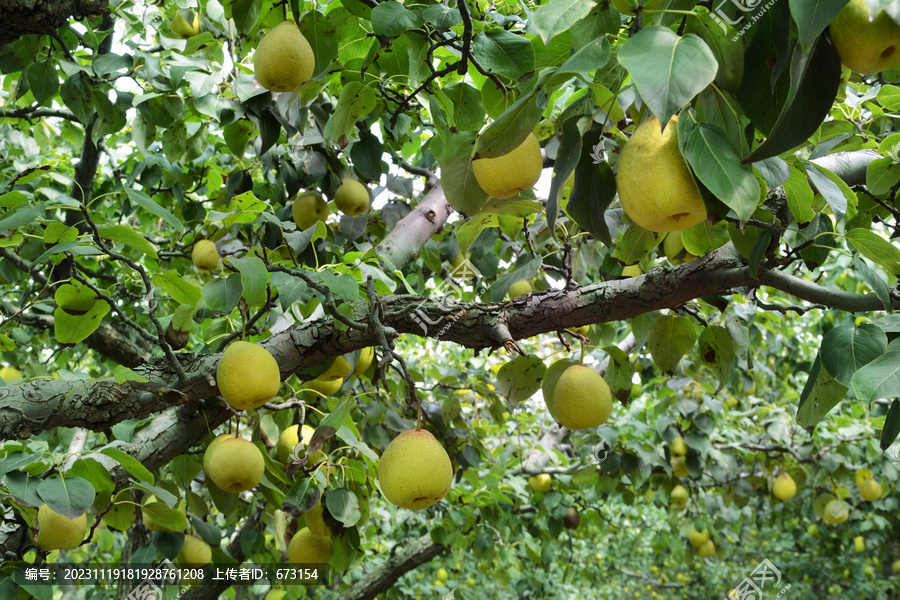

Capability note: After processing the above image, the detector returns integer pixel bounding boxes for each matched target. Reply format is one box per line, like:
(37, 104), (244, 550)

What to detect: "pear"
(35, 504), (88, 551)
(823, 499), (850, 525)
(205, 436), (265, 493)
(671, 456), (689, 478)
(688, 526), (709, 548)
(288, 527), (333, 565)
(663, 231), (685, 262)
(203, 433), (232, 473)
(541, 358), (579, 420)
(436, 568), (449, 582)
(671, 484), (689, 507)
(304, 501), (333, 537)
(528, 473), (552, 493)
(216, 341), (281, 410)
(304, 376), (344, 397)
(191, 240), (219, 270)
(353, 347), (375, 376)
(772, 473), (797, 501)
(698, 539), (716, 558)
(377, 429), (453, 510)
(807, 523), (820, 538)
(169, 10), (201, 39)
(616, 115), (707, 232)
(472, 133), (543, 199)
(563, 507), (580, 530)
(860, 478), (882, 501)
(177, 534), (212, 566)
(854, 534), (866, 553)
(254, 21), (315, 92)
(142, 495), (186, 532)
(292, 191), (329, 230)
(265, 591), (288, 600)
(0, 366), (22, 381)
(508, 280), (532, 299)
(893, 559), (900, 573)
(829, 0), (900, 74)
(621, 264), (641, 277)
(304, 356), (351, 397)
(334, 178), (370, 216)
(670, 436), (687, 458)
(277, 424), (326, 465)
(552, 365), (612, 430)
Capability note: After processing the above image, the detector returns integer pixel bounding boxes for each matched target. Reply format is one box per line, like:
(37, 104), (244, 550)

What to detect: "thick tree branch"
(340, 534), (447, 600)
(0, 0), (109, 47)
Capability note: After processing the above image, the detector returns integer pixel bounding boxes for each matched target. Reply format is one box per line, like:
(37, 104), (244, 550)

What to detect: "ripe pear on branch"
(254, 21), (315, 93)
(377, 429), (453, 510)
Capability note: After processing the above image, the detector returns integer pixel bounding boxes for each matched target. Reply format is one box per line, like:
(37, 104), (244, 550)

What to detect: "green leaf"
(852, 255), (892, 313)
(805, 162), (857, 221)
(161, 121), (188, 163)
(490, 256), (542, 301)
(325, 488), (362, 527)
(617, 28), (718, 128)
(532, 0), (597, 43)
(371, 1), (422, 37)
(54, 286), (110, 345)
(790, 0), (847, 51)
(603, 345), (633, 404)
(68, 458), (115, 494)
(471, 29), (536, 81)
(442, 83), (485, 132)
(566, 155), (615, 245)
(851, 350), (900, 404)
(37, 476), (96, 518)
(228, 256), (270, 307)
(152, 271), (202, 306)
(556, 36), (610, 76)
(782, 166), (815, 223)
(438, 132), (488, 216)
(299, 10), (338, 78)
(124, 187), (184, 232)
(100, 447), (155, 484)
(331, 81), (377, 147)
(796, 353), (848, 432)
(474, 91), (542, 158)
(866, 157), (900, 196)
(846, 228), (900, 277)
(683, 123), (759, 222)
(496, 356), (547, 405)
(229, 0), (260, 35)
(881, 399), (900, 451)
(0, 203), (43, 231)
(25, 63), (59, 105)
(681, 219), (730, 257)
(112, 365), (151, 384)
(698, 325), (736, 390)
(614, 224), (661, 266)
(820, 324), (888, 388)
(97, 224), (158, 259)
(647, 314), (697, 374)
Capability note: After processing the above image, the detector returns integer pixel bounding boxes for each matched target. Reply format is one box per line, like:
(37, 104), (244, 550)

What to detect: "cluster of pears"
(303, 347), (374, 397)
(616, 115), (706, 233)
(292, 179), (371, 231)
(528, 473), (552, 493)
(687, 520), (714, 558)
(254, 21), (315, 93)
(828, 0), (900, 74)
(471, 132), (543, 199)
(542, 359), (612, 430)
(377, 428), (453, 510)
(287, 498), (335, 571)
(670, 436), (689, 478)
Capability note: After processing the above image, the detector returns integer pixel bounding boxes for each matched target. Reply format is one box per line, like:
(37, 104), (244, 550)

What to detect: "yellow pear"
(35, 505), (87, 551)
(169, 10), (201, 39)
(377, 429), (453, 510)
(265, 590), (288, 600)
(334, 178), (370, 216)
(353, 347), (375, 376)
(541, 358), (579, 420)
(304, 356), (351, 397)
(177, 534), (212, 566)
(616, 115), (707, 232)
(508, 280), (532, 299)
(142, 495), (186, 532)
(860, 478), (882, 501)
(0, 366), (22, 382)
(670, 436), (687, 458)
(277, 424), (326, 465)
(528, 474), (552, 493)
(436, 567), (449, 582)
(671, 484), (689, 507)
(203, 433), (232, 473)
(254, 21), (315, 92)
(823, 499), (850, 525)
(216, 341), (281, 410)
(304, 376), (343, 397)
(552, 365), (612, 430)
(854, 534), (866, 553)
(472, 133), (543, 199)
(191, 240), (219, 270)
(671, 456), (689, 478)
(829, 0), (900, 73)
(304, 501), (333, 537)
(772, 473), (797, 501)
(698, 539), (716, 558)
(611, 0), (663, 16)
(292, 191), (329, 230)
(621, 264), (642, 277)
(892, 559), (900, 573)
(288, 527), (333, 565)
(663, 231), (685, 261)
(688, 526), (709, 548)
(205, 436), (265, 493)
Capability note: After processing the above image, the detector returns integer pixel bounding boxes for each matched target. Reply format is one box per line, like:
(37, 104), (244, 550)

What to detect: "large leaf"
(471, 29), (536, 81)
(820, 324), (887, 388)
(437, 132), (488, 216)
(124, 187), (184, 232)
(496, 355), (547, 404)
(532, 0), (597, 43)
(882, 399), (900, 451)
(846, 228), (900, 277)
(789, 0), (848, 51)
(796, 353), (848, 432)
(647, 314), (697, 374)
(371, 1), (423, 37)
(698, 325), (736, 390)
(228, 256), (270, 307)
(37, 476), (96, 518)
(617, 27), (718, 128)
(851, 350), (900, 404)
(331, 81), (377, 147)
(97, 224), (158, 259)
(474, 90), (542, 159)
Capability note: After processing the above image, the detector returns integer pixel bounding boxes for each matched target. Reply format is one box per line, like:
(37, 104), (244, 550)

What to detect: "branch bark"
(339, 534), (447, 600)
(0, 0), (108, 47)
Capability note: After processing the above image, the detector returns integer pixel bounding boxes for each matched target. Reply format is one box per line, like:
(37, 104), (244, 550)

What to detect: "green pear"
(670, 436), (687, 458)
(528, 474), (551, 493)
(169, 10), (201, 39)
(334, 178), (370, 216)
(552, 365), (612, 430)
(304, 356), (351, 397)
(823, 499), (850, 525)
(205, 436), (265, 493)
(216, 341), (281, 411)
(860, 478), (882, 501)
(254, 21), (315, 92)
(35, 504), (88, 551)
(807, 523), (820, 538)
(671, 484), (689, 507)
(353, 347), (375, 376)
(472, 133), (543, 199)
(772, 473), (797, 501)
(191, 240), (219, 270)
(854, 534), (866, 553)
(0, 366), (22, 381)
(277, 424), (326, 464)
(304, 376), (343, 397)
(508, 280), (532, 299)
(698, 539), (716, 558)
(177, 534), (212, 566)
(288, 527), (333, 565)
(377, 429), (453, 510)
(688, 526), (709, 548)
(829, 0), (900, 74)
(541, 358), (579, 419)
(292, 191), (329, 230)
(616, 115), (706, 232)
(436, 567), (449, 582)
(304, 501), (333, 537)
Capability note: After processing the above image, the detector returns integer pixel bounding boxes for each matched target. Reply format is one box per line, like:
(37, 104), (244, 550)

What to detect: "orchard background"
(1, 0), (900, 598)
